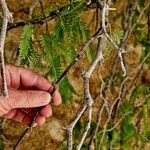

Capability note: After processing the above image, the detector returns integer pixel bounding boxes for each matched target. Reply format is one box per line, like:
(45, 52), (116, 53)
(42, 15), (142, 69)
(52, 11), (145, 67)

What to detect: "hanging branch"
(0, 0), (13, 97)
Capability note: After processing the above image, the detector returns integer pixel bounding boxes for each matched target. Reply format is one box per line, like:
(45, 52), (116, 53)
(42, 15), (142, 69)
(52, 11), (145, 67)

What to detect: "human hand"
(0, 65), (61, 126)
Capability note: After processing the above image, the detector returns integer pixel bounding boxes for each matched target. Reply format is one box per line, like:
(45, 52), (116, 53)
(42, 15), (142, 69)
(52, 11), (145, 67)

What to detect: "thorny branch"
(0, 0), (13, 96)
(66, 38), (104, 150)
(77, 38), (104, 150)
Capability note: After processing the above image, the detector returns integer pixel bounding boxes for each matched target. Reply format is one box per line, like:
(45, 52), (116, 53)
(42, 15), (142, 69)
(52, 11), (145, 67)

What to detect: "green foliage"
(109, 129), (120, 148)
(60, 78), (76, 104)
(41, 33), (77, 104)
(141, 40), (150, 65)
(32, 3), (61, 20)
(120, 121), (137, 147)
(80, 144), (86, 150)
(111, 99), (136, 149)
(41, 33), (61, 80)
(39, 1), (92, 64)
(111, 30), (124, 44)
(19, 23), (79, 103)
(19, 24), (33, 66)
(19, 1), (89, 104)
(145, 96), (150, 105)
(30, 50), (42, 69)
(53, 0), (92, 62)
(143, 105), (148, 132)
(119, 84), (150, 149)
(140, 89), (150, 147)
(32, 1), (85, 21)
(96, 132), (109, 150)
(33, 1), (93, 103)
(130, 85), (143, 101)
(19, 24), (42, 69)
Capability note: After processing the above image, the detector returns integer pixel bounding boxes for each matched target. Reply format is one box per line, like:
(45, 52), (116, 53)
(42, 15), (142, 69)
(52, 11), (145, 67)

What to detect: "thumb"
(8, 89), (51, 108)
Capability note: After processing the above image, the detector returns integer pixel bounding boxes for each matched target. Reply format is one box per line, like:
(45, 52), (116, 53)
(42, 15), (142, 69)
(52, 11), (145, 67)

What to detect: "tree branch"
(0, 0), (13, 97)
(76, 38), (104, 150)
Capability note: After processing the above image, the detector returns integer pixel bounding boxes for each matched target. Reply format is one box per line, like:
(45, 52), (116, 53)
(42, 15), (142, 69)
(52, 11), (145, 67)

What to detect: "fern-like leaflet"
(19, 24), (33, 66)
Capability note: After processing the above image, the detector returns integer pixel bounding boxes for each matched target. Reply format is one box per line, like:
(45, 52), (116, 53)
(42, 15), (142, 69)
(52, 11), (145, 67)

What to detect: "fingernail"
(40, 92), (51, 104)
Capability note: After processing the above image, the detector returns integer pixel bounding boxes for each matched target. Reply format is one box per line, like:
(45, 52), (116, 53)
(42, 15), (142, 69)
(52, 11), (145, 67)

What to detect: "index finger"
(6, 64), (62, 105)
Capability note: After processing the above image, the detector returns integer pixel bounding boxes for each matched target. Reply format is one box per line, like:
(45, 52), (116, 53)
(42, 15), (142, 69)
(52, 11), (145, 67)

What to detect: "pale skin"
(0, 64), (62, 126)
